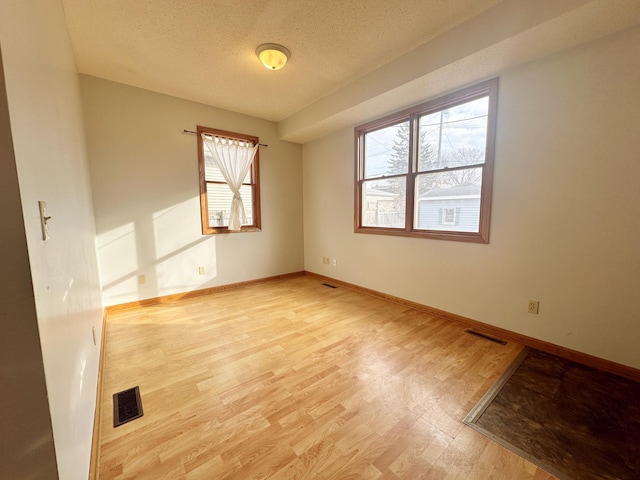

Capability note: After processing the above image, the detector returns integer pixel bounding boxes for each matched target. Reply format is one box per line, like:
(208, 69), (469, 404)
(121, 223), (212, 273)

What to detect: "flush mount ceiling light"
(256, 43), (290, 71)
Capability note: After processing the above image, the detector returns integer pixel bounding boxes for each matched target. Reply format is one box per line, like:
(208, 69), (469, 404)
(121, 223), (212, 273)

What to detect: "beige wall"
(303, 27), (640, 369)
(80, 76), (304, 306)
(0, 3), (637, 478)
(0, 1), (103, 479)
(0, 48), (59, 480)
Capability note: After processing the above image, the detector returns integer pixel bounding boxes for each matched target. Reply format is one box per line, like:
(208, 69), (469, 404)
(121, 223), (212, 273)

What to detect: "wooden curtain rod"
(182, 129), (268, 147)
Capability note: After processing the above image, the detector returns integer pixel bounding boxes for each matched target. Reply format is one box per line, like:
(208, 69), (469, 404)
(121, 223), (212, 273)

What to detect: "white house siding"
(417, 197), (480, 232)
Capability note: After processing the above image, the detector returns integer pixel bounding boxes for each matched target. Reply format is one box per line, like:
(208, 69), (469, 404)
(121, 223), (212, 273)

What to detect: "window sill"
(202, 226), (262, 235)
(354, 226), (488, 243)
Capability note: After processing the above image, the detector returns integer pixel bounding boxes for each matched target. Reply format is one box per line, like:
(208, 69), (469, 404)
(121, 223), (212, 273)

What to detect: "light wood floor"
(97, 275), (556, 479)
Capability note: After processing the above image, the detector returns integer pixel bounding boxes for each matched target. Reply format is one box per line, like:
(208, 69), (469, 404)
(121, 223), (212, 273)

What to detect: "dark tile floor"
(466, 349), (640, 480)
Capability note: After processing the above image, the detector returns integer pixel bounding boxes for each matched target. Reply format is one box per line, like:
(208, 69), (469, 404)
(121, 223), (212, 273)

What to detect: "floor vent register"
(113, 386), (144, 427)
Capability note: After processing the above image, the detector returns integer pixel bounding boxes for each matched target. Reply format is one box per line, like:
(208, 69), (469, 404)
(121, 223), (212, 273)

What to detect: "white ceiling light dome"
(256, 43), (290, 71)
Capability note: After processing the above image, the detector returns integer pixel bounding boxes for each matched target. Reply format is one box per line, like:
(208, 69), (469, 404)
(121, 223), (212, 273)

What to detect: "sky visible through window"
(364, 97), (488, 177)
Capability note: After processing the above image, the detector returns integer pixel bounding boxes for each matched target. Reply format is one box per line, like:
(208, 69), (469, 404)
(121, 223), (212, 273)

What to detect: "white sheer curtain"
(201, 134), (259, 231)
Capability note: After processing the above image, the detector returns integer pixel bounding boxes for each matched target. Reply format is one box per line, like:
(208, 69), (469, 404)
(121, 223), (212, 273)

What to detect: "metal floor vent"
(464, 329), (507, 345)
(322, 283), (337, 289)
(113, 386), (143, 427)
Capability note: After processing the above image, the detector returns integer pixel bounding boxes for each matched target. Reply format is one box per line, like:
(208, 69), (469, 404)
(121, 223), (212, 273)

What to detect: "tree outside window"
(355, 78), (498, 243)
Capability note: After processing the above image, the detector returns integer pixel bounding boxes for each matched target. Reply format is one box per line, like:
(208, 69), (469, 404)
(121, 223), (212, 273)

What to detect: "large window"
(355, 78), (498, 243)
(197, 126), (261, 234)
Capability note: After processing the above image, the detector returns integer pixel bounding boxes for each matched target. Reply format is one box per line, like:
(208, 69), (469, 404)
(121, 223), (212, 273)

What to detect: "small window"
(197, 126), (261, 234)
(355, 78), (498, 243)
(441, 207), (457, 226)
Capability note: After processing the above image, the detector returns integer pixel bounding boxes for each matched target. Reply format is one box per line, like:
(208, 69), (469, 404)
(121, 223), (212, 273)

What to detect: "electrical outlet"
(198, 266), (205, 275)
(528, 300), (539, 314)
(138, 274), (146, 285)
(322, 256), (329, 265)
(331, 259), (337, 267)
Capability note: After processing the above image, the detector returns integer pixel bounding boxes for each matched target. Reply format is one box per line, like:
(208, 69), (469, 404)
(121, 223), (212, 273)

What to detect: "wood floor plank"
(97, 276), (554, 479)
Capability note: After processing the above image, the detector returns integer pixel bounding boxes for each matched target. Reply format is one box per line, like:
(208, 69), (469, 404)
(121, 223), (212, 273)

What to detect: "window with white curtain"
(197, 126), (261, 234)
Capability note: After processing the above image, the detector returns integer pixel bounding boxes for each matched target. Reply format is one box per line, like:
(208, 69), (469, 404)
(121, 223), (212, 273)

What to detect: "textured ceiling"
(61, 0), (503, 122)
(62, 0), (640, 143)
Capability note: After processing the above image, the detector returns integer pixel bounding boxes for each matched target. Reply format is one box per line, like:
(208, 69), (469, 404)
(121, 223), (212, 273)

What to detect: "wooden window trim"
(197, 125), (261, 234)
(354, 78), (498, 243)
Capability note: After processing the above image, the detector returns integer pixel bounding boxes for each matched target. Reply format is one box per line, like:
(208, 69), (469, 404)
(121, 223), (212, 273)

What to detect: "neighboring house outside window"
(354, 78), (498, 243)
(418, 183), (480, 231)
(197, 125), (261, 234)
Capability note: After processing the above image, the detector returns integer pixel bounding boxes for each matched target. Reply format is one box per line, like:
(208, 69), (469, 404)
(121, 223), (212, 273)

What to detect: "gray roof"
(420, 183), (481, 198)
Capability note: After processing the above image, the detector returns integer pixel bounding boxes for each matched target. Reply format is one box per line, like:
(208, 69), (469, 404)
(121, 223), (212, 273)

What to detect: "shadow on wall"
(98, 198), (217, 305)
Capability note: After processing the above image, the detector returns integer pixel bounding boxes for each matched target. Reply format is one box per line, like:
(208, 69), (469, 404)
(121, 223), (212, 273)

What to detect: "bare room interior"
(1, 1), (639, 479)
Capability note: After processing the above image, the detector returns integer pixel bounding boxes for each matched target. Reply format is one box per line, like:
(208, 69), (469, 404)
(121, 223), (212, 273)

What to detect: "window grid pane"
(418, 96), (488, 172)
(363, 121), (410, 179)
(206, 183), (253, 227)
(361, 179), (406, 228)
(204, 151), (251, 184)
(414, 167), (482, 233)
